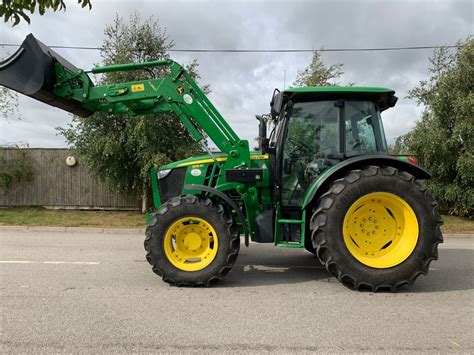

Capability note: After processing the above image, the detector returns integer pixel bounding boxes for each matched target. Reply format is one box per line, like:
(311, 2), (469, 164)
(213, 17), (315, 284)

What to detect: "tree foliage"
(395, 38), (473, 216)
(0, 86), (19, 120)
(293, 51), (344, 87)
(1, 0), (91, 26)
(0, 145), (34, 191)
(58, 13), (205, 199)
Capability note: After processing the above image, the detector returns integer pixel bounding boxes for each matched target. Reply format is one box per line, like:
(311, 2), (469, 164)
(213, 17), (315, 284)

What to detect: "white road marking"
(0, 260), (100, 265)
(243, 264), (324, 272)
(43, 261), (100, 265)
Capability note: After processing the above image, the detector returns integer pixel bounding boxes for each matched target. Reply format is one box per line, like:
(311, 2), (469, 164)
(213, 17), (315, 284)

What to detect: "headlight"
(157, 169), (172, 180)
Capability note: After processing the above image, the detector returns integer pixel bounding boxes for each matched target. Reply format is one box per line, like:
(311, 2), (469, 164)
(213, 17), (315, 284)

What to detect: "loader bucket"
(0, 34), (92, 117)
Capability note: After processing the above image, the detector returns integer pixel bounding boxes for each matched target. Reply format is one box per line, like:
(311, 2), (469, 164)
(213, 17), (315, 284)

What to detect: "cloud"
(1, 0), (472, 148)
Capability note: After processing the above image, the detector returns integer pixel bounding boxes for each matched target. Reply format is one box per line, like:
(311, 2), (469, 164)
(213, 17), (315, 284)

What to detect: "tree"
(395, 38), (473, 216)
(0, 86), (19, 120)
(293, 50), (344, 87)
(1, 0), (91, 26)
(0, 144), (33, 191)
(58, 13), (206, 211)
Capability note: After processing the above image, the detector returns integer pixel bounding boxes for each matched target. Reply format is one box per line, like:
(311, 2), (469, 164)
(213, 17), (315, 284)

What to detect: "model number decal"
(131, 84), (145, 92)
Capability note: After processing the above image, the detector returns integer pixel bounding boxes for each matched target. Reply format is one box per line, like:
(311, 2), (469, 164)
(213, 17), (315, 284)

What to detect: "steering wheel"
(287, 137), (312, 154)
(286, 138), (311, 190)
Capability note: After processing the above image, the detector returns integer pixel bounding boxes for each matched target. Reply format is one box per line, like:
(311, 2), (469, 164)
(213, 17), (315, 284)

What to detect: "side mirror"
(256, 114), (267, 140)
(270, 89), (283, 118)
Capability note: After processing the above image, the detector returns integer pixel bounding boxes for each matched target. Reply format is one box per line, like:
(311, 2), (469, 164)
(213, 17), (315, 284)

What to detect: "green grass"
(0, 208), (145, 228)
(0, 208), (472, 233)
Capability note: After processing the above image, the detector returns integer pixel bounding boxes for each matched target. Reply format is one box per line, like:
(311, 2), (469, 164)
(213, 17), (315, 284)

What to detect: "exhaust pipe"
(0, 34), (92, 117)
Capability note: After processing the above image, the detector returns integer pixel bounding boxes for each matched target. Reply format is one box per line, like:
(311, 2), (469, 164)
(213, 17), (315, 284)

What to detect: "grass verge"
(439, 215), (473, 234)
(0, 208), (145, 228)
(0, 208), (472, 234)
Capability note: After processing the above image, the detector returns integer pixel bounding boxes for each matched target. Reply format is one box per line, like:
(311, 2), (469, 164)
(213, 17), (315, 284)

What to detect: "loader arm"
(0, 34), (251, 170)
(65, 60), (251, 169)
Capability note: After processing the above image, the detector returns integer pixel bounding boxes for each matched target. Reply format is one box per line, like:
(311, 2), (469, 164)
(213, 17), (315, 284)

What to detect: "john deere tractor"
(0, 34), (443, 291)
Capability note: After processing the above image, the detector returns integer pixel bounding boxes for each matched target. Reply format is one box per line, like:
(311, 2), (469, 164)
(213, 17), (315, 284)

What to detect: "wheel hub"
(183, 232), (202, 251)
(163, 217), (218, 272)
(343, 192), (418, 268)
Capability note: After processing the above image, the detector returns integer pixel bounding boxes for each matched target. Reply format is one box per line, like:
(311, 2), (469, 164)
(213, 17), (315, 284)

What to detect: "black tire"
(311, 166), (443, 292)
(304, 238), (316, 255)
(144, 195), (240, 286)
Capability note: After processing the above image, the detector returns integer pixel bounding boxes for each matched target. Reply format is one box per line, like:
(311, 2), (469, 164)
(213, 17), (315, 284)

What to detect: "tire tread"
(311, 165), (443, 292)
(144, 195), (239, 287)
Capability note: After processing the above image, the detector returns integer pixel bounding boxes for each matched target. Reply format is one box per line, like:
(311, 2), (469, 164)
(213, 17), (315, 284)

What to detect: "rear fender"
(302, 155), (430, 210)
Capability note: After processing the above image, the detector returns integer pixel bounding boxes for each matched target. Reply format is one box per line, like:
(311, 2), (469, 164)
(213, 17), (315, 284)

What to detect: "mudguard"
(184, 184), (250, 246)
(302, 155), (431, 209)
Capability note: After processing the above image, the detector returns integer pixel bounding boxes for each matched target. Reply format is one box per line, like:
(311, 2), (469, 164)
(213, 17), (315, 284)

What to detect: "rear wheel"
(144, 195), (240, 286)
(311, 166), (443, 292)
(304, 237), (317, 255)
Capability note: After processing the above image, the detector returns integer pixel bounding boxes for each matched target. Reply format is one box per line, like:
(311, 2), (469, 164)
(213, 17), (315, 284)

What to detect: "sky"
(0, 0), (472, 148)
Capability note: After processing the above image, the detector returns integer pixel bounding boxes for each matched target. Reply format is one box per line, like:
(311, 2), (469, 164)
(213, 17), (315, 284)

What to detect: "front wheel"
(144, 195), (240, 286)
(311, 166), (443, 292)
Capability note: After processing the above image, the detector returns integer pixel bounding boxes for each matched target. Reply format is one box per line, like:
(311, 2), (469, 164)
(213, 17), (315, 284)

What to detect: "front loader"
(0, 34), (443, 291)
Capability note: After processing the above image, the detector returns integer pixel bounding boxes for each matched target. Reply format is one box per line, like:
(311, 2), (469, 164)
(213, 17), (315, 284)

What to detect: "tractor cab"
(263, 87), (399, 248)
(269, 87), (396, 207)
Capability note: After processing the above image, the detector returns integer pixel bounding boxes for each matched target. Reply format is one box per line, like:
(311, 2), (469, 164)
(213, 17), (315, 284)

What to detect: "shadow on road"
(217, 245), (474, 293)
(220, 246), (330, 287)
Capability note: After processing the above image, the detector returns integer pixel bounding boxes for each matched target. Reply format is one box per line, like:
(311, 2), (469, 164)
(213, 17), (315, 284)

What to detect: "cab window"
(345, 101), (387, 156)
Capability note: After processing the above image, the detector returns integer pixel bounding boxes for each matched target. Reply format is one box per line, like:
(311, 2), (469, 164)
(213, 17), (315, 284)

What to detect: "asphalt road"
(0, 230), (473, 354)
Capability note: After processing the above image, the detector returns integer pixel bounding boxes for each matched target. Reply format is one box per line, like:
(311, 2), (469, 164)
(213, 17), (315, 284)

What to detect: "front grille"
(158, 167), (186, 203)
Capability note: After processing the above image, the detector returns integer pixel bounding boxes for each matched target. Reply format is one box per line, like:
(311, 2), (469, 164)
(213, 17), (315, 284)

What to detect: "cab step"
(275, 215), (306, 248)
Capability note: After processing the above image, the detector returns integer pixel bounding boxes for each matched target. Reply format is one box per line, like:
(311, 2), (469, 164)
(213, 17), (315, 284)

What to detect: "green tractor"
(1, 34), (443, 291)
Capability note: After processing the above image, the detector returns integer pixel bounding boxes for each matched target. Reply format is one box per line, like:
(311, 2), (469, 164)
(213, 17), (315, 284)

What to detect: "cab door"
(280, 100), (340, 206)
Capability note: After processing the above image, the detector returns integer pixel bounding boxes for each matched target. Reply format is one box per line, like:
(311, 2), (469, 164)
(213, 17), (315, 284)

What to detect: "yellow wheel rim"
(343, 192), (418, 268)
(164, 217), (218, 271)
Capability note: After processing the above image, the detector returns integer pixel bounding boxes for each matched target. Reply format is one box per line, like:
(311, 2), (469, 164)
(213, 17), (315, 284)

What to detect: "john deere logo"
(176, 86), (185, 95)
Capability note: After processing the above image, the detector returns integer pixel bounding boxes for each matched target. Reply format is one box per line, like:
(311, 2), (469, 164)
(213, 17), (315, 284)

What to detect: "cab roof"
(284, 86), (394, 94)
(283, 86), (397, 111)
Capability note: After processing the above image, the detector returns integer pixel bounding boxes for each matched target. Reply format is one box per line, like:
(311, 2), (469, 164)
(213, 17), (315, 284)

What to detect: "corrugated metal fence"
(0, 148), (141, 210)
